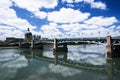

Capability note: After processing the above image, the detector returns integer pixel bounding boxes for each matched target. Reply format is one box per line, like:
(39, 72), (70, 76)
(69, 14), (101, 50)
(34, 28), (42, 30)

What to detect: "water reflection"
(0, 44), (120, 80)
(53, 52), (67, 65)
(20, 46), (106, 72)
(0, 49), (28, 80)
(107, 59), (120, 80)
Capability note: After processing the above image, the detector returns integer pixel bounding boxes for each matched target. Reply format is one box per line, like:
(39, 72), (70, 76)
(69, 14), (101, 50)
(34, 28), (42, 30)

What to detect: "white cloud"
(84, 0), (106, 9)
(48, 8), (90, 23)
(40, 19), (119, 39)
(84, 16), (118, 27)
(0, 0), (118, 40)
(40, 23), (64, 38)
(90, 1), (106, 9)
(12, 0), (58, 11)
(0, 3), (36, 30)
(11, 0), (58, 19)
(116, 26), (120, 30)
(34, 11), (47, 19)
(40, 22), (99, 38)
(0, 26), (16, 30)
(0, 8), (36, 38)
(0, 0), (12, 9)
(0, 0), (38, 40)
(62, 0), (106, 9)
(62, 0), (74, 3)
(0, 27), (24, 40)
(75, 0), (83, 2)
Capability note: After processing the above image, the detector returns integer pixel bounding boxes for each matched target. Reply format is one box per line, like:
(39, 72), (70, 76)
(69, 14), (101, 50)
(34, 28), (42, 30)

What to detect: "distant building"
(42, 38), (48, 40)
(5, 37), (24, 43)
(32, 35), (41, 41)
(25, 28), (32, 41)
(5, 37), (15, 43)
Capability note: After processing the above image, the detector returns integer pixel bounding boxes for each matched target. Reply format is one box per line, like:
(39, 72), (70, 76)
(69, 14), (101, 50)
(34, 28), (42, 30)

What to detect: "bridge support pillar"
(106, 36), (113, 58)
(31, 40), (35, 49)
(19, 41), (21, 48)
(53, 38), (58, 53)
(53, 38), (58, 52)
(53, 38), (68, 52)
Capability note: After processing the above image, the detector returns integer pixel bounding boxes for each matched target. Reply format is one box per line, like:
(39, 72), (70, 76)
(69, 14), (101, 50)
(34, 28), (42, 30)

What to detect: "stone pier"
(53, 38), (68, 52)
(106, 36), (113, 58)
(106, 36), (120, 58)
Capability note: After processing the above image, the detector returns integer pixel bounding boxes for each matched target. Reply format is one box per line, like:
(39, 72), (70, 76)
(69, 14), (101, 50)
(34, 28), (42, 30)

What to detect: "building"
(32, 35), (41, 41)
(5, 37), (15, 43)
(5, 37), (24, 43)
(25, 28), (32, 41)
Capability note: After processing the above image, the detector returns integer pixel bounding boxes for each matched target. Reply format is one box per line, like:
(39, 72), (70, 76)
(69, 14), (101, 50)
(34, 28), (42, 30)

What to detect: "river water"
(0, 44), (120, 80)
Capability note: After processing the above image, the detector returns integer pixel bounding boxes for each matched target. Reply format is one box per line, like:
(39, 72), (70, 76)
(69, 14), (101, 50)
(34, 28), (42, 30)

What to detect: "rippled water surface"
(0, 44), (120, 80)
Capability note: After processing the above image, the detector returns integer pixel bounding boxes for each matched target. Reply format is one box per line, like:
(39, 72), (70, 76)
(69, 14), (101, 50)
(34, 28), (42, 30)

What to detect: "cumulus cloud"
(0, 0), (60, 40)
(0, 0), (119, 39)
(34, 11), (47, 19)
(62, 0), (106, 10)
(84, 0), (106, 9)
(0, 27), (24, 40)
(116, 25), (120, 30)
(84, 16), (118, 27)
(12, 0), (58, 11)
(40, 16), (118, 38)
(11, 0), (58, 19)
(62, 0), (74, 3)
(0, 1), (35, 30)
(40, 23), (64, 38)
(48, 8), (90, 23)
(0, 0), (37, 39)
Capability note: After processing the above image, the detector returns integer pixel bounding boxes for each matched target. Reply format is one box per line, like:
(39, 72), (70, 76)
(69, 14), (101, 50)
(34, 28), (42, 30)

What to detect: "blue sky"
(0, 0), (120, 40)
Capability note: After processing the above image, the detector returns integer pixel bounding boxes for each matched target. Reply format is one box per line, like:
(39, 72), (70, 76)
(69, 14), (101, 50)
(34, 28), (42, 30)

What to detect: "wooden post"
(106, 36), (113, 58)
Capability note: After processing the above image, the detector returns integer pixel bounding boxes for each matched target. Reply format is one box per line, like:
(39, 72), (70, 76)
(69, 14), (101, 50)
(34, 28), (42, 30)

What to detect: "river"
(0, 43), (120, 80)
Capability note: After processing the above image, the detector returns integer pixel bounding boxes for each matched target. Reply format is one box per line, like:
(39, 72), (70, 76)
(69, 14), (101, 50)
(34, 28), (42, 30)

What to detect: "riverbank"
(0, 46), (19, 49)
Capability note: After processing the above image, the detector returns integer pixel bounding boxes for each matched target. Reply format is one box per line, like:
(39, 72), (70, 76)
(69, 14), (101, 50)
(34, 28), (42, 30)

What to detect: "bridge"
(41, 36), (120, 44)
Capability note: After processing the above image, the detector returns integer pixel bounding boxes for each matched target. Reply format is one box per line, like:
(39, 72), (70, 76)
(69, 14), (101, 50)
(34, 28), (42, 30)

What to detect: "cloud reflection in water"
(0, 51), (28, 80)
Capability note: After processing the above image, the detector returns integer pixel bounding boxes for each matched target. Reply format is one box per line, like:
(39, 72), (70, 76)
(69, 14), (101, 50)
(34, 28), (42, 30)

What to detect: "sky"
(0, 0), (120, 40)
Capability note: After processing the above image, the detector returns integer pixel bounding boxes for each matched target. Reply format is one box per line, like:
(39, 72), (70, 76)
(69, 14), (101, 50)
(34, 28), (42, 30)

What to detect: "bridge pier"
(53, 38), (68, 64)
(106, 36), (113, 58)
(53, 38), (58, 51)
(19, 41), (21, 48)
(31, 40), (35, 48)
(106, 36), (120, 58)
(53, 38), (68, 52)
